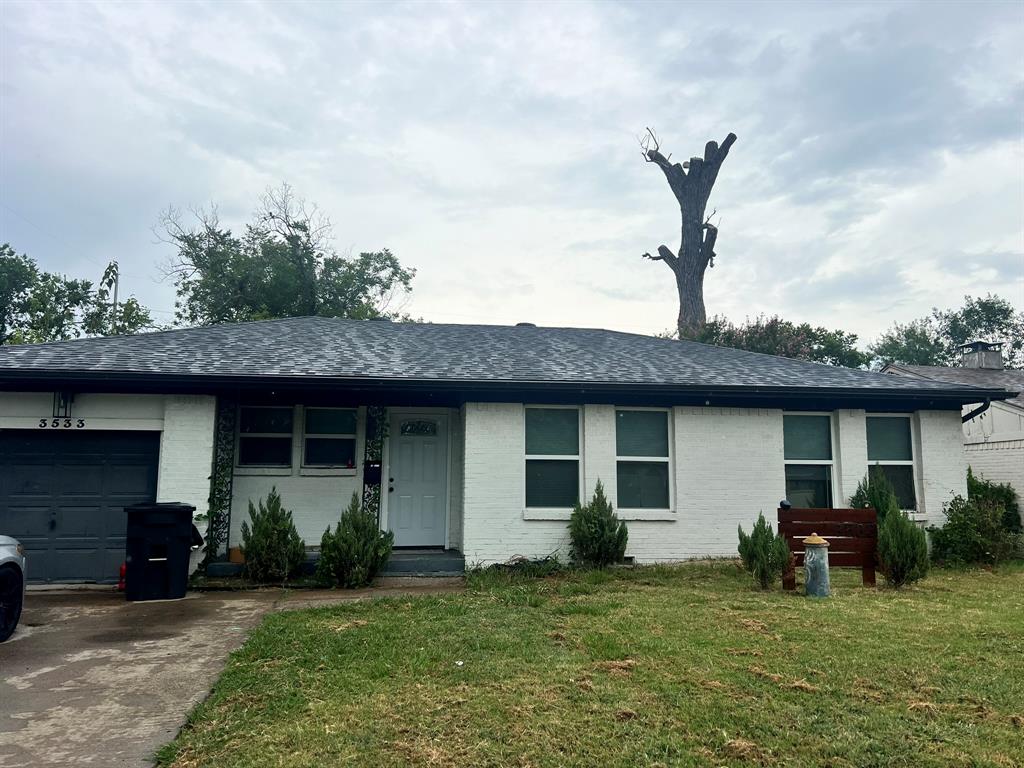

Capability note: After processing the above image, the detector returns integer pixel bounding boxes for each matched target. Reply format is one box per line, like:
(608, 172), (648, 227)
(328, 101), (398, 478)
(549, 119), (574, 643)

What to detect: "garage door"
(0, 431), (160, 583)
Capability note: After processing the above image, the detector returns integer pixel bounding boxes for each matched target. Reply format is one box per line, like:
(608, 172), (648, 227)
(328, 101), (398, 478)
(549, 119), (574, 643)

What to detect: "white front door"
(386, 412), (448, 547)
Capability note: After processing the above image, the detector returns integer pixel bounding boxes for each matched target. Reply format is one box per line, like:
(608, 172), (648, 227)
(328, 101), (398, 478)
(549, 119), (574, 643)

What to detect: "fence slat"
(778, 508), (877, 523)
(784, 536), (876, 553)
(780, 521), (877, 538)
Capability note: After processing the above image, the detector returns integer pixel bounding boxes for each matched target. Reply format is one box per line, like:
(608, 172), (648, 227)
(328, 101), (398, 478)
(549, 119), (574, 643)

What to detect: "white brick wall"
(230, 473), (363, 547)
(461, 403), (970, 565)
(461, 404), (789, 565)
(965, 440), (1024, 524)
(157, 395), (217, 515)
(917, 410), (968, 524)
(835, 409), (868, 504)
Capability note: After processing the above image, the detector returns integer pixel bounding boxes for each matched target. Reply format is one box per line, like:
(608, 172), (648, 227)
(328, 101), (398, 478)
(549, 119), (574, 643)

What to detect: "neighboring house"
(0, 318), (1015, 583)
(883, 341), (1024, 504)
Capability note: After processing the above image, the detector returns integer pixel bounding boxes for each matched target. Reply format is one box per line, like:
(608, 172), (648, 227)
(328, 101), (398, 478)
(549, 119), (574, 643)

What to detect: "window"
(303, 408), (357, 467)
(867, 415), (916, 510)
(238, 406), (293, 466)
(783, 414), (834, 508)
(525, 407), (579, 508)
(616, 409), (670, 509)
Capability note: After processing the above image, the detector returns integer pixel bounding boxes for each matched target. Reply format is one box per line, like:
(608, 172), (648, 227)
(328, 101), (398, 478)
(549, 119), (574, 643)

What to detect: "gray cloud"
(0, 0), (1020, 342)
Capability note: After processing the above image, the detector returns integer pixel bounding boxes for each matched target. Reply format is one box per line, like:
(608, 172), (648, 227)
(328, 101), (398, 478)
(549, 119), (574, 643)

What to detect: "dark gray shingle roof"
(0, 317), (1012, 399)
(884, 364), (1024, 408)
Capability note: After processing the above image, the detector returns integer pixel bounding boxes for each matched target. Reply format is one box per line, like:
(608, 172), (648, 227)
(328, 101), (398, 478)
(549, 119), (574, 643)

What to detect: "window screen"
(783, 415), (832, 460)
(867, 417), (912, 461)
(525, 408), (579, 508)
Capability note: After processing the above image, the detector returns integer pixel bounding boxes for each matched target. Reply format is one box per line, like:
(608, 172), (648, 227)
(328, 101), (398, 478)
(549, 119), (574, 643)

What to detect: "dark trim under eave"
(0, 369), (1013, 412)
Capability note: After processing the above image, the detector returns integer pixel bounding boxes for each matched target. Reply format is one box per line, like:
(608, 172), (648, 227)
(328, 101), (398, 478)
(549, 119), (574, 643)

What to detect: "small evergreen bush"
(967, 467), (1021, 533)
(929, 494), (1018, 567)
(877, 509), (929, 587)
(240, 487), (305, 583)
(849, 468), (900, 520)
(568, 481), (628, 568)
(317, 493), (395, 588)
(737, 512), (790, 589)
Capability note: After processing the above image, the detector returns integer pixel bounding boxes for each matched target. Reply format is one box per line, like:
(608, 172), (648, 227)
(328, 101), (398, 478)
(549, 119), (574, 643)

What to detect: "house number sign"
(38, 418), (86, 429)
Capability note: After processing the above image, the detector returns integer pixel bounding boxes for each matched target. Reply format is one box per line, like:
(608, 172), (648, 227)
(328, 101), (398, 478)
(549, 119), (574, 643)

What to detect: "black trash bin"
(124, 502), (196, 601)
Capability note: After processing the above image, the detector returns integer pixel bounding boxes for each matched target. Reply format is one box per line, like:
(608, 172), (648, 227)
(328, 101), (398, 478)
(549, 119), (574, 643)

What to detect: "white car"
(0, 535), (26, 642)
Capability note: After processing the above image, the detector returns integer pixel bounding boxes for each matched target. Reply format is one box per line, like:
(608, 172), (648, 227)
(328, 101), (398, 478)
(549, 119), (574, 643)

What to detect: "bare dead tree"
(640, 128), (737, 339)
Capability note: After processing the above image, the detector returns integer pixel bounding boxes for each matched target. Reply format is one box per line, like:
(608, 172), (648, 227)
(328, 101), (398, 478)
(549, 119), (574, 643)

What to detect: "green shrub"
(967, 467), (1021, 533)
(849, 468), (900, 520)
(737, 512), (790, 589)
(929, 494), (1018, 567)
(877, 510), (929, 587)
(317, 493), (394, 588)
(568, 480), (628, 568)
(240, 487), (305, 583)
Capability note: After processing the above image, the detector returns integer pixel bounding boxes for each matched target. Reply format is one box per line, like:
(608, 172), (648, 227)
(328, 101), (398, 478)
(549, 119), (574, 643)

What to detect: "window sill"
(522, 509), (677, 521)
(299, 467), (358, 477)
(234, 466), (294, 477)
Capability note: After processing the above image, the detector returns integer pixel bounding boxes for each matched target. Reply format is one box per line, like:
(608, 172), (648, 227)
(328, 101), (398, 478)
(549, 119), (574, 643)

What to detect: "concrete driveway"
(0, 590), (278, 767)
(0, 578), (463, 767)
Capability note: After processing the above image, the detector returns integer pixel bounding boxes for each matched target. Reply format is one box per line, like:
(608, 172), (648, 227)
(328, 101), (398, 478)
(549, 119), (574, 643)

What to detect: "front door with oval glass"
(386, 413), (448, 547)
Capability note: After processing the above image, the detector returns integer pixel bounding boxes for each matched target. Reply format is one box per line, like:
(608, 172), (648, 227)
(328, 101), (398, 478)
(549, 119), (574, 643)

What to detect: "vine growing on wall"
(203, 395), (237, 567)
(362, 406), (388, 523)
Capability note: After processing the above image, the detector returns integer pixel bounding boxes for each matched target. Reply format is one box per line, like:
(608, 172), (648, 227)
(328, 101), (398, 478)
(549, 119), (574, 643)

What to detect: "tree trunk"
(641, 131), (737, 339)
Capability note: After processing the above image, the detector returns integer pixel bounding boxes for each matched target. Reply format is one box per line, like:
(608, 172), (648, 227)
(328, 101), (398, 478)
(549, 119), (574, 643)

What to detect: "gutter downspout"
(962, 398), (991, 424)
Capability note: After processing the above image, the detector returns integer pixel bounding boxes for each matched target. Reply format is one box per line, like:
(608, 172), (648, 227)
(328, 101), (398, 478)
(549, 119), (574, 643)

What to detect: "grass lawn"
(158, 562), (1024, 768)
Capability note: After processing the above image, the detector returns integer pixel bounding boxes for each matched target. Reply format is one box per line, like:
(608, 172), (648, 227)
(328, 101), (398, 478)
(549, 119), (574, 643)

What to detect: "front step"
(382, 550), (465, 576)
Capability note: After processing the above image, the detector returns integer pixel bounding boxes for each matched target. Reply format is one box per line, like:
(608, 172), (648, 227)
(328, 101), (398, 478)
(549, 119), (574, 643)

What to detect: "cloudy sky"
(2, 0), (1021, 344)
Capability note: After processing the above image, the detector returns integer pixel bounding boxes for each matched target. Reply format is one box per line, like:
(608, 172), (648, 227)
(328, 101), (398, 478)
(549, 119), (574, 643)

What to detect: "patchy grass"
(157, 561), (1024, 768)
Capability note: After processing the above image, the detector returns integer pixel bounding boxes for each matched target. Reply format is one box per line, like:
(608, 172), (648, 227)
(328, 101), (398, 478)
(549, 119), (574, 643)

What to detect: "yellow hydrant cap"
(803, 532), (829, 546)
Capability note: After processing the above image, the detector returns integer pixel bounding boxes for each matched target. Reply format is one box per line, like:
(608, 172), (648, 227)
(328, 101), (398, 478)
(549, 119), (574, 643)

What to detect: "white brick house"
(1, 318), (1016, 582)
(884, 341), (1024, 522)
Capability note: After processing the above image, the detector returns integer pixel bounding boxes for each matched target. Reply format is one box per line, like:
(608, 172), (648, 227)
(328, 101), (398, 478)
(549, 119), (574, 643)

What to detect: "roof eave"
(0, 368), (1013, 408)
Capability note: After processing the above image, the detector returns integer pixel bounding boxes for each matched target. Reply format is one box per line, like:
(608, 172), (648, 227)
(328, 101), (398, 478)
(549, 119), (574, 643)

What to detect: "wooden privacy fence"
(778, 507), (878, 589)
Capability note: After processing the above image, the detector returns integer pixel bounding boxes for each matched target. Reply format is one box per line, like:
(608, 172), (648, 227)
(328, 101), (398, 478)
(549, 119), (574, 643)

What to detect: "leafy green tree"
(877, 510), (929, 588)
(317, 492), (394, 588)
(870, 294), (1023, 368)
(1, 244), (152, 344)
(160, 185), (415, 326)
(849, 468), (900, 521)
(689, 314), (869, 368)
(737, 512), (790, 589)
(240, 487), (306, 583)
(568, 480), (628, 567)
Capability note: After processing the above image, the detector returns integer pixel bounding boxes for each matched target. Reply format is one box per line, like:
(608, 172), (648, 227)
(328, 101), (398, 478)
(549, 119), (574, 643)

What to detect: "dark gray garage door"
(0, 431), (160, 583)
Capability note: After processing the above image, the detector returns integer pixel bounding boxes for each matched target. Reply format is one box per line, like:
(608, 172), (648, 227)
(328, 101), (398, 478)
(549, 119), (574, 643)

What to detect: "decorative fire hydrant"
(803, 532), (830, 598)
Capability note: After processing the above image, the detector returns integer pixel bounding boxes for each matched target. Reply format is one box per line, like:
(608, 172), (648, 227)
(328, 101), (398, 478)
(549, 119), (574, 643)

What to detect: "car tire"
(0, 564), (24, 643)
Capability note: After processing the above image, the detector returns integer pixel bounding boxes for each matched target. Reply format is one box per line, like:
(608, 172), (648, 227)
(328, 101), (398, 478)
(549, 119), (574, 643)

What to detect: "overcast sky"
(2, 0), (1022, 343)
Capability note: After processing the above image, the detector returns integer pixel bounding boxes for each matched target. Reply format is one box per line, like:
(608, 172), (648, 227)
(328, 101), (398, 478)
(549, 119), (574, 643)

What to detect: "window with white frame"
(783, 414), (834, 508)
(303, 408), (357, 467)
(238, 406), (294, 467)
(525, 407), (580, 508)
(866, 415), (916, 510)
(615, 409), (670, 509)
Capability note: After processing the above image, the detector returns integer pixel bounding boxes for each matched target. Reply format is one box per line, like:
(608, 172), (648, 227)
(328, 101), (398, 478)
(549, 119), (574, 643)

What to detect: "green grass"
(157, 562), (1024, 768)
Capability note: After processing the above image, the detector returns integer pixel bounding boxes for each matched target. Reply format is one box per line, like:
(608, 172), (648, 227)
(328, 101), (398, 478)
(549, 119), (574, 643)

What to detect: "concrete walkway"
(0, 578), (464, 767)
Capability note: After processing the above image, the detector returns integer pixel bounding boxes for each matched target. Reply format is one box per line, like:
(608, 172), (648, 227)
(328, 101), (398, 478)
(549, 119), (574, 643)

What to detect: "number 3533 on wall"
(38, 418), (86, 429)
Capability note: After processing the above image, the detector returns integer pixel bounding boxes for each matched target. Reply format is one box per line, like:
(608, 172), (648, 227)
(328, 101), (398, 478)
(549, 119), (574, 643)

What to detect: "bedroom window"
(615, 409), (670, 509)
(867, 415), (917, 510)
(303, 408), (357, 467)
(238, 406), (294, 467)
(783, 414), (834, 508)
(525, 407), (580, 508)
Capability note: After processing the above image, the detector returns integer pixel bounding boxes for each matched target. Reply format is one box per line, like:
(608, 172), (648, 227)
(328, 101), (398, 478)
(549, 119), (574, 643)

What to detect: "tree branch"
(642, 245), (679, 271)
